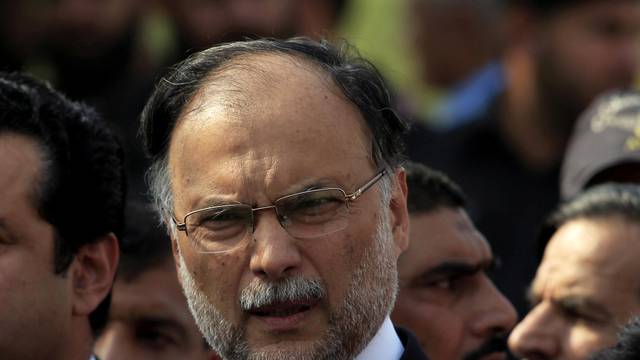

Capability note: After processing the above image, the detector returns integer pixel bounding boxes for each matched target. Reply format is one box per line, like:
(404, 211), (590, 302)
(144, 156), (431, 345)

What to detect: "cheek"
(567, 325), (617, 358)
(0, 250), (69, 310)
(393, 290), (465, 349)
(188, 250), (245, 315)
(307, 231), (358, 306)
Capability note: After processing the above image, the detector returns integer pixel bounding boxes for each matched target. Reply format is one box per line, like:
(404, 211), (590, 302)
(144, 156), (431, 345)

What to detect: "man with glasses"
(140, 38), (426, 359)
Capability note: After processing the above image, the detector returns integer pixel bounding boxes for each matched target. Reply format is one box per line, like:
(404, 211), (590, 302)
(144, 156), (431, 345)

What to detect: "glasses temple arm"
(346, 168), (388, 201)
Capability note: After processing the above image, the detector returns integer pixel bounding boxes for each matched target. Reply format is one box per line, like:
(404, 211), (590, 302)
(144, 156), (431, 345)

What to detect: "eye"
(421, 275), (459, 291)
(188, 207), (249, 243)
(562, 307), (599, 324)
(430, 278), (453, 290)
(285, 191), (344, 224)
(135, 326), (181, 351)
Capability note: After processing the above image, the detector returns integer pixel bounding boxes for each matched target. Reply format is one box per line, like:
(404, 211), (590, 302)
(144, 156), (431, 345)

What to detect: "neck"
(499, 48), (567, 172)
(55, 317), (94, 360)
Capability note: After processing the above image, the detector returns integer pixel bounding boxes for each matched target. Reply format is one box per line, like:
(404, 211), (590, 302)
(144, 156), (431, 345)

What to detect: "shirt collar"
(354, 316), (404, 360)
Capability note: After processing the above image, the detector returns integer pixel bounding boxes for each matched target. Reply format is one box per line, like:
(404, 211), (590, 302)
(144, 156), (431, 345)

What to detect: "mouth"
(250, 301), (314, 317)
(247, 300), (318, 331)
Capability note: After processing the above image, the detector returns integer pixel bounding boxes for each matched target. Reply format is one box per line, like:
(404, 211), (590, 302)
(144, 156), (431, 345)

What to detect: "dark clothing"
(405, 103), (560, 316)
(396, 327), (429, 360)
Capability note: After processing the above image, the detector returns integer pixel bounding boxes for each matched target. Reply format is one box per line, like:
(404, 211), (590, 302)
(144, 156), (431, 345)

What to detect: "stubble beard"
(177, 207), (399, 360)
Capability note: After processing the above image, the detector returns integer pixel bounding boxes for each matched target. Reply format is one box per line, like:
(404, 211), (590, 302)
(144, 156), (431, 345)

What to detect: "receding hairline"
(558, 213), (640, 232)
(179, 51), (352, 120)
(171, 51), (377, 169)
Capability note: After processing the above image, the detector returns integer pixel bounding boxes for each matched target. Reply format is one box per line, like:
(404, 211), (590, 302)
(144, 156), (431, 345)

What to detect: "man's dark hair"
(537, 183), (640, 258)
(118, 201), (173, 282)
(0, 71), (126, 334)
(590, 317), (640, 360)
(141, 37), (408, 217)
(405, 161), (467, 214)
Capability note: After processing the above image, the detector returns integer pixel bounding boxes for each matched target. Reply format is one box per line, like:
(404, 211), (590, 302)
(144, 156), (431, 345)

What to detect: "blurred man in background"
(42, 0), (158, 201)
(509, 184), (640, 359)
(0, 72), (123, 360)
(408, 0), (640, 316)
(408, 0), (505, 128)
(0, 0), (47, 71)
(95, 202), (219, 360)
(392, 162), (517, 360)
(161, 0), (349, 55)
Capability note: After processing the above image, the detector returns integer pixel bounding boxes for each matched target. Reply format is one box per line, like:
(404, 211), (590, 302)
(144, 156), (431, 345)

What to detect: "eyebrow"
(192, 178), (340, 210)
(412, 258), (497, 284)
(280, 178), (340, 196)
(556, 296), (614, 320)
(192, 196), (243, 211)
(135, 316), (189, 342)
(525, 288), (614, 321)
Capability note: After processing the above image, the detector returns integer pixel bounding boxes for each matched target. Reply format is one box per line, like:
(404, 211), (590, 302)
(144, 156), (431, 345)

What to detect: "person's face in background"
(532, 1), (640, 135)
(392, 207), (517, 360)
(0, 134), (79, 359)
(408, 0), (502, 89)
(161, 0), (294, 52)
(45, 0), (144, 59)
(508, 217), (640, 360)
(95, 258), (220, 360)
(0, 0), (49, 68)
(162, 0), (339, 52)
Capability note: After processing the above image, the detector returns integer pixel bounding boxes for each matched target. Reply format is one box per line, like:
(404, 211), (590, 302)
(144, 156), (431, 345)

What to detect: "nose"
(94, 326), (132, 360)
(469, 276), (518, 337)
(249, 210), (302, 280)
(508, 302), (561, 359)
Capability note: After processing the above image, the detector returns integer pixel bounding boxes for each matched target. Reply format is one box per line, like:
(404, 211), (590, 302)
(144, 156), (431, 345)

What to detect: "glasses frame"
(171, 169), (388, 248)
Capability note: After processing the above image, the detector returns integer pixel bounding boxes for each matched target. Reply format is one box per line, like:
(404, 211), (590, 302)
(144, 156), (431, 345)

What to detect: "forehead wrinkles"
(183, 53), (372, 144)
(169, 53), (374, 198)
(183, 53), (345, 120)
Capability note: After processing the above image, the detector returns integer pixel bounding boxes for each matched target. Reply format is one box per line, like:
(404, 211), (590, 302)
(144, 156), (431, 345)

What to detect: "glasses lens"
(185, 205), (252, 253)
(276, 188), (349, 238)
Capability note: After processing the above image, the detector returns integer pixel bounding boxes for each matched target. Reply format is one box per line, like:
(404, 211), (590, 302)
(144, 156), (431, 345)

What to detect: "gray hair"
(141, 38), (407, 227)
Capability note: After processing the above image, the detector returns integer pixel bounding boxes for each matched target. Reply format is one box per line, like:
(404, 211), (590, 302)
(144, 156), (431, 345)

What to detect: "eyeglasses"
(172, 169), (387, 254)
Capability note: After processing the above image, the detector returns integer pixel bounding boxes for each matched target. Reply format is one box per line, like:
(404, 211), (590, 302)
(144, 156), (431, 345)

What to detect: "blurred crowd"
(3, 0), (640, 360)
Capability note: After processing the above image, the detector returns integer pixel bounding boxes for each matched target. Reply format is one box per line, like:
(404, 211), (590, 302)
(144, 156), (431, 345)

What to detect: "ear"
(388, 167), (410, 258)
(170, 228), (182, 269)
(71, 233), (119, 316)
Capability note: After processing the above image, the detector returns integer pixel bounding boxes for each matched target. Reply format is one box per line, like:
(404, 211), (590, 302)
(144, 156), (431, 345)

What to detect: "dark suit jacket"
(396, 327), (429, 360)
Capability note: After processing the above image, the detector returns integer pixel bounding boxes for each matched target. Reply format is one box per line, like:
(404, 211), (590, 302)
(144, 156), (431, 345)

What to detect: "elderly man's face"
(392, 208), (517, 360)
(508, 217), (640, 360)
(167, 54), (409, 360)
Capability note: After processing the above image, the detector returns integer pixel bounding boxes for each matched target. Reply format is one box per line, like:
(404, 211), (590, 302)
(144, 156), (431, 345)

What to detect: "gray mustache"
(239, 277), (326, 311)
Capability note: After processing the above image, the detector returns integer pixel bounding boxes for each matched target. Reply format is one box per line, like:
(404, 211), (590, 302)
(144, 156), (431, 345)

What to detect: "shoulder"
(395, 327), (429, 360)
